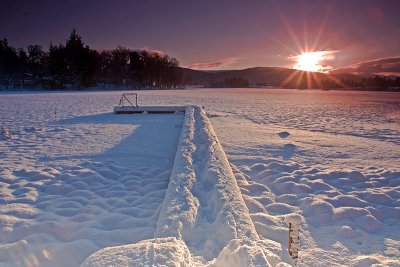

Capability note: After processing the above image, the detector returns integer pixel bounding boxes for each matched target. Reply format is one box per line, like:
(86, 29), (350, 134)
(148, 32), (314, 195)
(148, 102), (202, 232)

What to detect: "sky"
(1, 0), (400, 70)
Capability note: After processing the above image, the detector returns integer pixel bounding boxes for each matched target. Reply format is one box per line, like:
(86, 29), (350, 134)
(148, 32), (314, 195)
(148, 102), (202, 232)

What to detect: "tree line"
(278, 74), (400, 90)
(206, 76), (250, 88)
(200, 75), (400, 90)
(345, 76), (400, 90)
(0, 30), (183, 89)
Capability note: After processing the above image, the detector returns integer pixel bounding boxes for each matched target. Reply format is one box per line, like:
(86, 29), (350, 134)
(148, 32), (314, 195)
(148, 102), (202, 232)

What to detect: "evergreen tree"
(64, 29), (97, 87)
(27, 45), (48, 84)
(0, 39), (19, 88)
(1, 30), (183, 89)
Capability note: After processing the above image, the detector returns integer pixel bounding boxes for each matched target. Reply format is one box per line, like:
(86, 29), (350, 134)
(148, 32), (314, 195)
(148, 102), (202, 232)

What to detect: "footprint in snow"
(282, 143), (296, 159)
(278, 131), (290, 138)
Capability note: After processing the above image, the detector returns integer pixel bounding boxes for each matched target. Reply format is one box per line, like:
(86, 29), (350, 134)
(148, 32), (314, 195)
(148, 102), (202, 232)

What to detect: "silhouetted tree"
(27, 45), (47, 85)
(0, 39), (19, 88)
(110, 46), (130, 85)
(1, 30), (183, 90)
(223, 77), (249, 87)
(64, 29), (98, 87)
(95, 50), (113, 87)
(48, 43), (67, 88)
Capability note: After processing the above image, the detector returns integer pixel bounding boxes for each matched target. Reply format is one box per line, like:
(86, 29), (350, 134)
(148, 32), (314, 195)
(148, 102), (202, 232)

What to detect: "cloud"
(141, 46), (166, 55)
(187, 57), (237, 70)
(332, 57), (400, 76)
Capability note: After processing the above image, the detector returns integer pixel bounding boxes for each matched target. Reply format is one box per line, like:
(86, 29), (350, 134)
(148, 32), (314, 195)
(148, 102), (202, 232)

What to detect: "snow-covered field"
(0, 89), (399, 266)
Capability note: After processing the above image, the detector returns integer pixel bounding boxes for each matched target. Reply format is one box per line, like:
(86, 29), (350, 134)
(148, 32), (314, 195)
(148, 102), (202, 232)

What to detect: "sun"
(292, 51), (327, 72)
(282, 50), (345, 89)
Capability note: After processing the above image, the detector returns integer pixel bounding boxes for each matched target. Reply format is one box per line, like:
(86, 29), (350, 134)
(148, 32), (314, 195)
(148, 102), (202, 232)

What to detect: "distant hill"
(181, 67), (361, 88)
(330, 57), (400, 77)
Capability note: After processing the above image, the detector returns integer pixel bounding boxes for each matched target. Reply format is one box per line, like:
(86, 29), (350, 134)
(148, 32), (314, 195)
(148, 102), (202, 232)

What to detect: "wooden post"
(288, 222), (299, 264)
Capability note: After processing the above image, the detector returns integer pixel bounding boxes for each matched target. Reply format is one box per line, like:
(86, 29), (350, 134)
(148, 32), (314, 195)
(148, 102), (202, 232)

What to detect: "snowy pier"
(114, 92), (186, 114)
(82, 106), (282, 266)
(114, 105), (186, 114)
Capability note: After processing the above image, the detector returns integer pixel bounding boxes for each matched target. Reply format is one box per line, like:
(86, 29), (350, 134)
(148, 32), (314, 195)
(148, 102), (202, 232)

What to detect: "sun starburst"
(292, 51), (335, 72)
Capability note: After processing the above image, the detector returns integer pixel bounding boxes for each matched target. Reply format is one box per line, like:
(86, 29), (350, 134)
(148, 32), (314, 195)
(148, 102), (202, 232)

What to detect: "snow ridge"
(155, 106), (258, 259)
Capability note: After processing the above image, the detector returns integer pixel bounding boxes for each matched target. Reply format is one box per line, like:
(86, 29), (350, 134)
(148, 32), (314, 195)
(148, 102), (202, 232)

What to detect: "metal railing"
(118, 93), (138, 108)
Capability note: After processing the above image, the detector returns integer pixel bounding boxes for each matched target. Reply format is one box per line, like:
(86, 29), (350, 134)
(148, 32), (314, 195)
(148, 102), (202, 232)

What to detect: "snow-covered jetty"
(114, 105), (186, 114)
(82, 106), (283, 266)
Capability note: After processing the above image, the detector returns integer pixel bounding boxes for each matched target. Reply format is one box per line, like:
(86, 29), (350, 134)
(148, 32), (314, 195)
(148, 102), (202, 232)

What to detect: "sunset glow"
(1, 1), (400, 266)
(292, 51), (336, 72)
(281, 50), (346, 89)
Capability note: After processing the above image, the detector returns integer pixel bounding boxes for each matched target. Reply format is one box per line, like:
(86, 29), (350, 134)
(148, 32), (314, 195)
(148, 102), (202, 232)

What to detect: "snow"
(0, 95), (184, 266)
(155, 106), (258, 257)
(81, 237), (195, 267)
(285, 214), (303, 225)
(82, 105), (280, 266)
(1, 88), (399, 266)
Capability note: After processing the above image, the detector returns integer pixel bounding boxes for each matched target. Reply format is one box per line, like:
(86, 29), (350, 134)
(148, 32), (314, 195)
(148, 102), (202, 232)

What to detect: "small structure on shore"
(114, 93), (185, 114)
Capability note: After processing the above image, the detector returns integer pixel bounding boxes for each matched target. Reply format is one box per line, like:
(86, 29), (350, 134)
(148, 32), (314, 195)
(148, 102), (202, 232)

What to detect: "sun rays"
(291, 51), (337, 72)
(279, 67), (348, 89)
(270, 1), (348, 89)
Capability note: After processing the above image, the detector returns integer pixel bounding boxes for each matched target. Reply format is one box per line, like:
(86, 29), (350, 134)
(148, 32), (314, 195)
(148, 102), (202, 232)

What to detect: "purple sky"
(1, 0), (399, 70)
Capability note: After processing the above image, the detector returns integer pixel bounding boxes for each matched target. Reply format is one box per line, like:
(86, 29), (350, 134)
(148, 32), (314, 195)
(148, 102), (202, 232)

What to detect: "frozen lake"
(1, 88), (399, 266)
